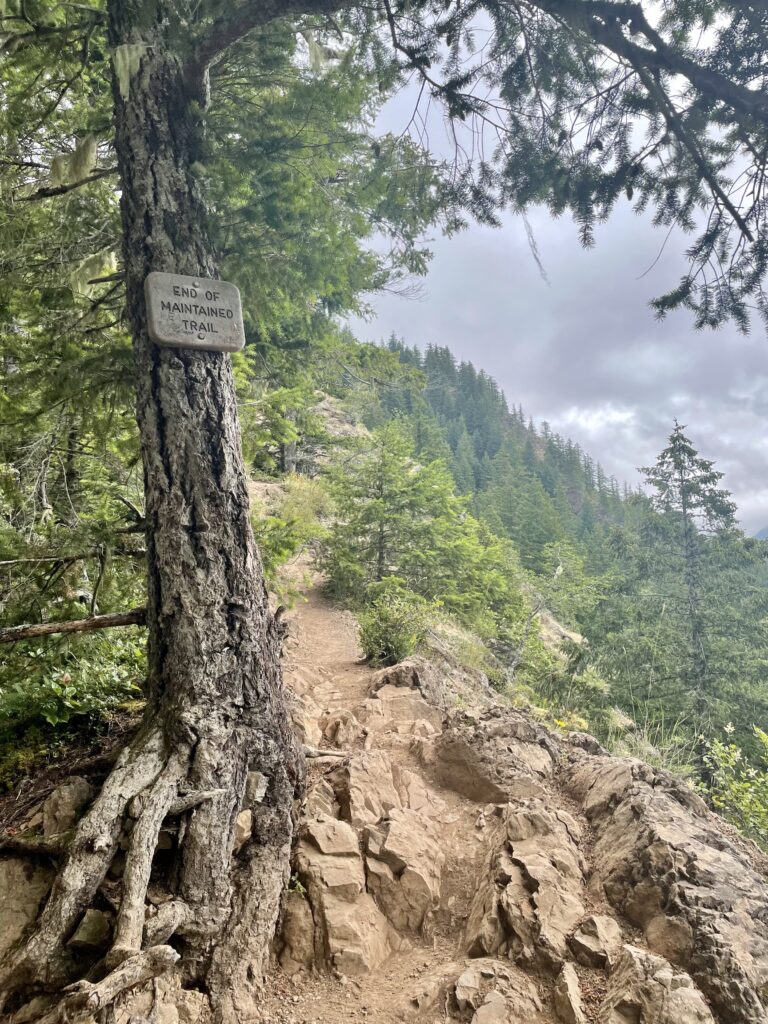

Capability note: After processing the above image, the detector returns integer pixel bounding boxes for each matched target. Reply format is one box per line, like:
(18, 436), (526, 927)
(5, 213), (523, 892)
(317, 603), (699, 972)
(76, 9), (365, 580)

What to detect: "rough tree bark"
(0, 2), (302, 1021)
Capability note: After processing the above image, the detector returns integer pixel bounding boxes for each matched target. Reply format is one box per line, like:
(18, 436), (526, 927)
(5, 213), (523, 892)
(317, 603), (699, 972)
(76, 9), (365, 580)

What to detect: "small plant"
(0, 633), (145, 734)
(287, 873), (307, 896)
(358, 579), (431, 666)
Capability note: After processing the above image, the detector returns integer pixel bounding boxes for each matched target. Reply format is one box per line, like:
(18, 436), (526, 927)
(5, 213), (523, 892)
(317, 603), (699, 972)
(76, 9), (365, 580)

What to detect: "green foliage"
(287, 873), (308, 897)
(534, 541), (609, 627)
(1, 0), (767, 801)
(705, 729), (768, 851)
(372, 343), (768, 775)
(250, 475), (331, 594)
(0, 632), (145, 735)
(358, 579), (431, 666)
(321, 419), (530, 637)
(604, 709), (697, 777)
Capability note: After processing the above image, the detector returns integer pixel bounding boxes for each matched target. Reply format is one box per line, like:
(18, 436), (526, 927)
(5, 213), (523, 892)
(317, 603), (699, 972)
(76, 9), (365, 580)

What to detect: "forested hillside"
(374, 340), (768, 777)
(4, 313), (768, 844)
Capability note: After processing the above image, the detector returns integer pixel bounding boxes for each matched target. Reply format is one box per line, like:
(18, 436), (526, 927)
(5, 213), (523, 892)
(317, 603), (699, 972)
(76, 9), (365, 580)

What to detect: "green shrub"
(705, 727), (768, 850)
(358, 580), (431, 666)
(251, 475), (330, 595)
(0, 632), (145, 735)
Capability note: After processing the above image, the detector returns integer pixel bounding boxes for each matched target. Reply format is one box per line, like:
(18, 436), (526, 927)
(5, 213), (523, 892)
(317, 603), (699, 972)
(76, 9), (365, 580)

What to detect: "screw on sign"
(144, 271), (246, 352)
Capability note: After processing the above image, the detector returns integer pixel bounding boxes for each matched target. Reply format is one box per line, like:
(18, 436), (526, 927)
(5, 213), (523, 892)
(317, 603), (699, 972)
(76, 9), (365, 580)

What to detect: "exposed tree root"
(0, 722), (168, 1006)
(0, 642), (302, 1022)
(0, 834), (70, 857)
(108, 765), (183, 967)
(9, 946), (179, 1024)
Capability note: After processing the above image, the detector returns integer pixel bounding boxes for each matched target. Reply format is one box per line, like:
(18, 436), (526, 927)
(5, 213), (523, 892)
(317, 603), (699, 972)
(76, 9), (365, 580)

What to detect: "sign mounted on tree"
(145, 272), (245, 352)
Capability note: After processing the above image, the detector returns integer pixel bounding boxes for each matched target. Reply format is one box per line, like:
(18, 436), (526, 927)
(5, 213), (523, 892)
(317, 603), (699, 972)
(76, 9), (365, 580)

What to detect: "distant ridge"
(755, 525), (768, 540)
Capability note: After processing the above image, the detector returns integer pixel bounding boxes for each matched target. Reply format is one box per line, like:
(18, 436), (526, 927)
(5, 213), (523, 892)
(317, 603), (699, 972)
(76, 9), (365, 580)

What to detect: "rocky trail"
(259, 584), (768, 1024)
(2, 580), (768, 1024)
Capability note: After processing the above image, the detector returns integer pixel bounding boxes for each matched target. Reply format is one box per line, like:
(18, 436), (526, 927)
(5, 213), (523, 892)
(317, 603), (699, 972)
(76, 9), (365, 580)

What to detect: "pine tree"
(321, 421), (527, 634)
(641, 422), (737, 764)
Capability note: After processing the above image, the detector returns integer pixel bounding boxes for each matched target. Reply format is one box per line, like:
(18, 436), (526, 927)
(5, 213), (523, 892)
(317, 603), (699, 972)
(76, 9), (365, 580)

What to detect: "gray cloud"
(351, 200), (768, 534)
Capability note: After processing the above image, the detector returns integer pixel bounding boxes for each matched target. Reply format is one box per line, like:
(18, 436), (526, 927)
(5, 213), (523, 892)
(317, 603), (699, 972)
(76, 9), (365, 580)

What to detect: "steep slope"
(1, 578), (767, 1024)
(263, 583), (768, 1024)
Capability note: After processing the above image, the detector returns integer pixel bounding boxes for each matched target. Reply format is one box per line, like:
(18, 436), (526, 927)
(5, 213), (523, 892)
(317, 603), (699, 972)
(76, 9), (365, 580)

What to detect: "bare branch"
(0, 548), (145, 568)
(19, 167), (117, 203)
(0, 609), (147, 644)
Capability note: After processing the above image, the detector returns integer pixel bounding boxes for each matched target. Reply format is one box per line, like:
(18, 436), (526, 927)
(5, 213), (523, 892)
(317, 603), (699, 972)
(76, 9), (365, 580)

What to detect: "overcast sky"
(350, 102), (768, 535)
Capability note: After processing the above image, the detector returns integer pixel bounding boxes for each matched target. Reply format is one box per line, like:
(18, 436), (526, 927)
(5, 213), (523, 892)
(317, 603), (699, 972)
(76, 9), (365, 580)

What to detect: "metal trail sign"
(145, 272), (246, 352)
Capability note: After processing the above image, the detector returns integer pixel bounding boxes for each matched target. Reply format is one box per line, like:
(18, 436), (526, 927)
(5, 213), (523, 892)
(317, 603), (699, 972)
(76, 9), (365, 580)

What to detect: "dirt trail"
(258, 583), (493, 1024)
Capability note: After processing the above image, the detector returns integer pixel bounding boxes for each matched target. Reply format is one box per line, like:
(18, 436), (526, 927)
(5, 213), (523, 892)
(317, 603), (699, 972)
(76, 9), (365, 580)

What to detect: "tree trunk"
(0, 3), (302, 1020)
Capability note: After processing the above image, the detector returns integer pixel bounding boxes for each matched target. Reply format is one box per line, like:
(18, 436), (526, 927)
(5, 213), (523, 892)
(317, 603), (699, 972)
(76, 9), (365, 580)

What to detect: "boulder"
(455, 964), (486, 1011)
(428, 709), (557, 803)
(570, 914), (623, 968)
(290, 691), (323, 748)
(465, 800), (584, 967)
(567, 753), (768, 1023)
(364, 808), (444, 933)
(472, 989), (507, 1024)
(369, 657), (449, 712)
(42, 776), (92, 836)
(567, 731), (608, 756)
(452, 959), (544, 1022)
(294, 816), (397, 976)
(360, 685), (444, 738)
(279, 891), (315, 975)
(554, 964), (587, 1024)
(304, 778), (340, 820)
(329, 751), (402, 827)
(320, 709), (362, 749)
(0, 856), (55, 957)
(296, 818), (365, 902)
(409, 963), (463, 1013)
(392, 765), (446, 818)
(303, 817), (359, 856)
(319, 892), (399, 977)
(600, 946), (715, 1024)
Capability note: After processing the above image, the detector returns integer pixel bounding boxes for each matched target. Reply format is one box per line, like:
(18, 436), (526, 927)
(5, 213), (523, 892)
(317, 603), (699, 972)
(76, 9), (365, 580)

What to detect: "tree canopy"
(2, 0), (768, 334)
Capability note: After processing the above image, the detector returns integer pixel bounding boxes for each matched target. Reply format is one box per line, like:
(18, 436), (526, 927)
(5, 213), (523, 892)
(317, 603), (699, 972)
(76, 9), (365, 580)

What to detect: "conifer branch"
(191, 0), (354, 73)
(636, 67), (753, 242)
(522, 0), (768, 129)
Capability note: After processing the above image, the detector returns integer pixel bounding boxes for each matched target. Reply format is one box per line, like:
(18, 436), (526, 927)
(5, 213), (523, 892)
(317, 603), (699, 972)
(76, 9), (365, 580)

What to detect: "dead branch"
(0, 609), (147, 644)
(18, 167), (117, 202)
(303, 745), (346, 759)
(0, 547), (145, 568)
